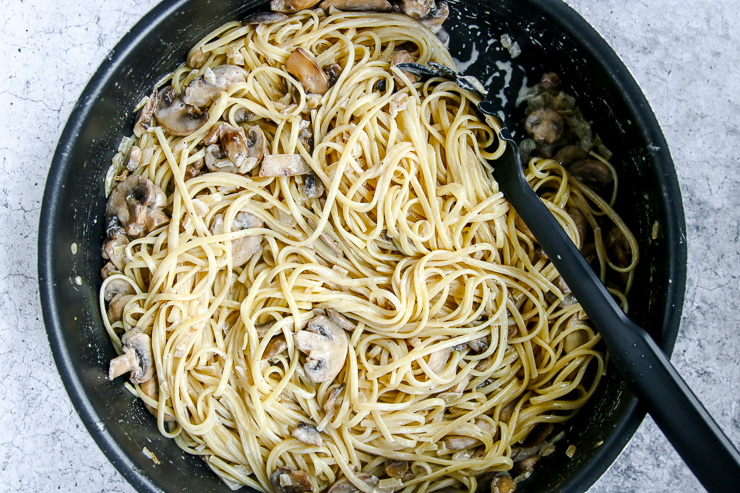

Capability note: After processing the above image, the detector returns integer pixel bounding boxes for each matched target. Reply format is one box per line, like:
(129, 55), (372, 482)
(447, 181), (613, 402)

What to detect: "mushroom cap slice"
(286, 48), (330, 95)
(154, 86), (209, 136)
(259, 154), (312, 177)
(270, 467), (313, 493)
(243, 11), (289, 24)
(320, 0), (392, 12)
(391, 50), (417, 87)
(399, 0), (435, 19)
(270, 0), (322, 13)
(105, 174), (168, 238)
(103, 278), (135, 303)
(442, 434), (482, 450)
(108, 329), (154, 384)
(182, 65), (247, 108)
(302, 172), (325, 199)
(327, 474), (379, 493)
(292, 423), (323, 446)
(211, 211), (264, 267)
(419, 0), (448, 27)
(524, 107), (564, 144)
(107, 293), (134, 324)
(293, 315), (349, 383)
(102, 235), (130, 270)
(246, 125), (267, 166)
(133, 92), (156, 138)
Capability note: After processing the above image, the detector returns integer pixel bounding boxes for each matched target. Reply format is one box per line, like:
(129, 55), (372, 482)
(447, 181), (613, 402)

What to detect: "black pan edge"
(38, 1), (688, 492)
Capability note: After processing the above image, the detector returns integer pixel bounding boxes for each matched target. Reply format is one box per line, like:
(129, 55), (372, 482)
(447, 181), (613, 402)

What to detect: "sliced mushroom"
(187, 47), (208, 69)
(259, 154), (312, 177)
(264, 335), (288, 360)
(243, 11), (289, 24)
(102, 234), (130, 270)
(525, 108), (564, 145)
(103, 278), (135, 303)
(320, 0), (392, 12)
(122, 145), (142, 176)
(222, 125), (255, 172)
(246, 125), (267, 166)
(606, 226), (631, 267)
(323, 63), (343, 88)
(323, 382), (345, 414)
(327, 474), (379, 493)
(233, 106), (254, 123)
(564, 323), (589, 353)
(108, 329), (154, 384)
(286, 48), (330, 95)
(391, 50), (416, 87)
(270, 466), (313, 493)
(293, 315), (349, 383)
(292, 423), (323, 446)
(539, 72), (561, 90)
(101, 262), (116, 280)
(399, 0), (435, 19)
(515, 453), (541, 474)
(418, 1), (448, 27)
(442, 435), (481, 450)
(210, 211), (264, 267)
(182, 65), (247, 108)
(468, 336), (489, 352)
(154, 85), (209, 136)
(568, 159), (613, 186)
(426, 346), (452, 372)
(106, 174), (168, 238)
(325, 308), (355, 331)
(270, 0), (322, 13)
(107, 293), (134, 324)
(434, 26), (450, 46)
(140, 377), (175, 422)
(384, 460), (408, 479)
(565, 206), (588, 249)
(523, 423), (554, 448)
(302, 172), (325, 199)
(491, 474), (517, 493)
(553, 145), (588, 167)
(133, 92), (156, 138)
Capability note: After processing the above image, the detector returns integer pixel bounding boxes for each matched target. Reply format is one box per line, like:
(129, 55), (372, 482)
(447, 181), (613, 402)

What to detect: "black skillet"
(39, 0), (691, 491)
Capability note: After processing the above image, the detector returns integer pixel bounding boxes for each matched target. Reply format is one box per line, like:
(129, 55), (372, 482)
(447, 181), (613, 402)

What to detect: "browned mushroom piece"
(264, 334), (288, 360)
(320, 0), (392, 12)
(522, 423), (554, 447)
(107, 293), (134, 324)
(539, 71), (561, 90)
(286, 48), (330, 95)
(133, 91), (157, 138)
(210, 211), (264, 267)
(384, 459), (409, 478)
(187, 47), (208, 69)
(102, 233), (130, 270)
(468, 336), (489, 352)
(399, 0), (435, 19)
(327, 474), (379, 493)
(515, 453), (541, 474)
(108, 329), (154, 384)
(233, 106), (254, 123)
(140, 377), (175, 422)
(293, 315), (349, 383)
(524, 108), (564, 145)
(259, 154), (312, 177)
(391, 50), (416, 87)
(270, 466), (313, 493)
(325, 308), (356, 331)
(564, 315), (590, 353)
(426, 346), (452, 372)
(182, 65), (247, 108)
(246, 125), (267, 166)
(270, 0), (322, 13)
(323, 63), (343, 87)
(154, 85), (209, 136)
(565, 205), (588, 249)
(292, 423), (323, 446)
(568, 159), (613, 186)
(243, 11), (289, 24)
(418, 0), (448, 27)
(491, 474), (517, 493)
(442, 434), (481, 450)
(106, 174), (168, 238)
(103, 278), (135, 303)
(553, 145), (588, 167)
(606, 226), (632, 268)
(302, 172), (325, 199)
(101, 261), (116, 280)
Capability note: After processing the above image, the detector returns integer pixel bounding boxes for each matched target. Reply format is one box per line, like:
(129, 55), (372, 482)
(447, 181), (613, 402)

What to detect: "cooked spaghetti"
(99, 8), (637, 493)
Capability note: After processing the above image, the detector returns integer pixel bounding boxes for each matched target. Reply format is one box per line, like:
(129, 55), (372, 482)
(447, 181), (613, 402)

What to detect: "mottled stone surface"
(0, 0), (738, 491)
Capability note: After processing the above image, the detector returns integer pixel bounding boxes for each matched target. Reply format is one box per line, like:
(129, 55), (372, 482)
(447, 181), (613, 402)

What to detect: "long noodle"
(100, 10), (637, 492)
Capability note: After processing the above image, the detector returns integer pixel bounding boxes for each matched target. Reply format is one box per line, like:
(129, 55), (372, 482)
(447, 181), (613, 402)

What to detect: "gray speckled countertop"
(1, 0), (738, 491)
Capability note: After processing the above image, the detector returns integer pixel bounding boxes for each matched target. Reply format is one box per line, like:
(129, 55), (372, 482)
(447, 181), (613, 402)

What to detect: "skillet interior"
(38, 0), (687, 491)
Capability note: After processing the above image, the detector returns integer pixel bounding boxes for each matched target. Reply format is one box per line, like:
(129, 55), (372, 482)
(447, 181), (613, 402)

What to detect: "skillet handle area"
(491, 131), (740, 492)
